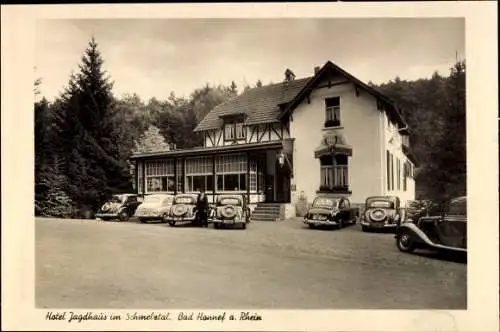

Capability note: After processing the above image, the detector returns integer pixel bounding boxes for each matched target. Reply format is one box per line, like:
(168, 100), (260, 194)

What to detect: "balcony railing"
(320, 165), (349, 191)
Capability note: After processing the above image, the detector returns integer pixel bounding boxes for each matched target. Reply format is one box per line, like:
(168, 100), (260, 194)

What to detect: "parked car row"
(95, 192), (467, 257)
(303, 194), (468, 257)
(95, 192), (251, 230)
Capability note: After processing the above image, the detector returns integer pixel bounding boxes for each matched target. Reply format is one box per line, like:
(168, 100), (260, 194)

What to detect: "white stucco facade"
(289, 76), (415, 206)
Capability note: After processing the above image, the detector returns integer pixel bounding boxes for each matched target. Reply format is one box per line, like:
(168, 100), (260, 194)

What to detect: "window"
(325, 97), (341, 127)
(185, 157), (213, 192)
(403, 163), (408, 191)
(216, 154), (248, 191)
(145, 160), (175, 193)
(224, 122), (245, 141)
(390, 153), (394, 191)
(397, 158), (401, 190)
(249, 159), (257, 192)
(386, 151), (391, 191)
(320, 154), (349, 189)
(138, 162), (144, 194)
(235, 123), (245, 139)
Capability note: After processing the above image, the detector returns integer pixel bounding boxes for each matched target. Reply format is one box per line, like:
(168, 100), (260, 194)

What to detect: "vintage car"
(95, 193), (141, 221)
(303, 195), (359, 229)
(166, 193), (202, 227)
(212, 194), (251, 229)
(360, 196), (402, 232)
(395, 196), (467, 254)
(133, 193), (175, 223)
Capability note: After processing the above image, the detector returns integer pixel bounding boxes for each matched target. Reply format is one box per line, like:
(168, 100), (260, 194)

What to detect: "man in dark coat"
(197, 188), (209, 227)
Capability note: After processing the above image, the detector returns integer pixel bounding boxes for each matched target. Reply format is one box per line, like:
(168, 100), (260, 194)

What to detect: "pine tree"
(53, 37), (132, 214)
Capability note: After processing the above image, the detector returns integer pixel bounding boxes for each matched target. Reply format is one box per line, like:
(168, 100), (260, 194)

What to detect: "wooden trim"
(249, 126), (256, 142)
(217, 130), (222, 146)
(271, 125), (281, 140)
(207, 131), (215, 146)
(258, 125), (266, 142)
(316, 81), (350, 90)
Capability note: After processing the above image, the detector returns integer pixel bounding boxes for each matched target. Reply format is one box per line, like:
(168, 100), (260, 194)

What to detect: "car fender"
(396, 223), (436, 247)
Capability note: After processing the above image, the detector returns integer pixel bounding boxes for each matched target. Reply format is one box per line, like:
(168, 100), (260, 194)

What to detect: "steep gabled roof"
(194, 60), (408, 132)
(280, 61), (408, 128)
(193, 77), (311, 132)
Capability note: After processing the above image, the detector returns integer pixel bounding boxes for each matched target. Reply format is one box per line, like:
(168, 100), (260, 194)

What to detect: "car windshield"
(312, 198), (338, 209)
(175, 196), (195, 204)
(367, 200), (394, 208)
(110, 195), (123, 203)
(219, 198), (241, 206)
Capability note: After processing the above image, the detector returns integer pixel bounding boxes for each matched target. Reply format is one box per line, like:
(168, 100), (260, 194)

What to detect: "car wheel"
(396, 230), (416, 253)
(214, 222), (219, 229)
(161, 213), (169, 223)
(361, 225), (369, 232)
(118, 211), (129, 222)
(308, 224), (315, 229)
(138, 218), (145, 223)
(168, 221), (176, 227)
(338, 219), (345, 229)
(241, 223), (247, 230)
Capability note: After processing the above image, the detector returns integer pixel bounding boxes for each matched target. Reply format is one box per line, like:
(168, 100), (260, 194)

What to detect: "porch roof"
(129, 141), (285, 160)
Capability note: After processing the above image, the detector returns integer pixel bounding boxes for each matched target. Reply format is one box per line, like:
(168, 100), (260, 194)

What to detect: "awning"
(314, 132), (353, 158)
(314, 143), (353, 158)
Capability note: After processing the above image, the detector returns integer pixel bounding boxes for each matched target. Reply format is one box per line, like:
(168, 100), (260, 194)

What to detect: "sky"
(35, 18), (465, 102)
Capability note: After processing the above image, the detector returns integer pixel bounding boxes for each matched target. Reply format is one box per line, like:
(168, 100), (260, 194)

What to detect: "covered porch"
(130, 140), (294, 205)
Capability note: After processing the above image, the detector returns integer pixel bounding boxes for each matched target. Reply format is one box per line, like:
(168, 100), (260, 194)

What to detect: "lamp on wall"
(278, 152), (285, 167)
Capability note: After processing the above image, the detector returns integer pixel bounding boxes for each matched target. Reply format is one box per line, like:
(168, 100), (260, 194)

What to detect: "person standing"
(197, 188), (209, 227)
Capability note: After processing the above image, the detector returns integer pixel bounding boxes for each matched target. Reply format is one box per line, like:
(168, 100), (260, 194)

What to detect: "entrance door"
(265, 175), (276, 203)
(275, 163), (291, 203)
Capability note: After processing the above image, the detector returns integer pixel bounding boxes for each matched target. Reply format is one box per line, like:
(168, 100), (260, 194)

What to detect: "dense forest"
(34, 38), (466, 218)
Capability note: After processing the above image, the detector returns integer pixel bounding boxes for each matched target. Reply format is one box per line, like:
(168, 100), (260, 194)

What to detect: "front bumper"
(213, 218), (245, 224)
(304, 218), (339, 226)
(95, 212), (119, 218)
(360, 220), (398, 228)
(166, 215), (197, 222)
(134, 212), (162, 219)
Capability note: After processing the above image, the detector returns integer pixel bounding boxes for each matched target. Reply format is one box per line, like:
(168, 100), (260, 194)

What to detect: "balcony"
(318, 165), (351, 194)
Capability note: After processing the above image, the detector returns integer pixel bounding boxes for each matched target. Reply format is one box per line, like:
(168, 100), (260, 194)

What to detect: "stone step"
(256, 203), (283, 208)
(253, 206), (281, 213)
(252, 216), (279, 221)
(251, 212), (280, 220)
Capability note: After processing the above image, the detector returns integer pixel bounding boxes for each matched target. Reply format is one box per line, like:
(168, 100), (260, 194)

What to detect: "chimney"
(314, 66), (320, 75)
(284, 68), (296, 82)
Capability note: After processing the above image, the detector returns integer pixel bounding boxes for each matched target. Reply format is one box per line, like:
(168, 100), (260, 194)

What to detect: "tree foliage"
(134, 125), (171, 153)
